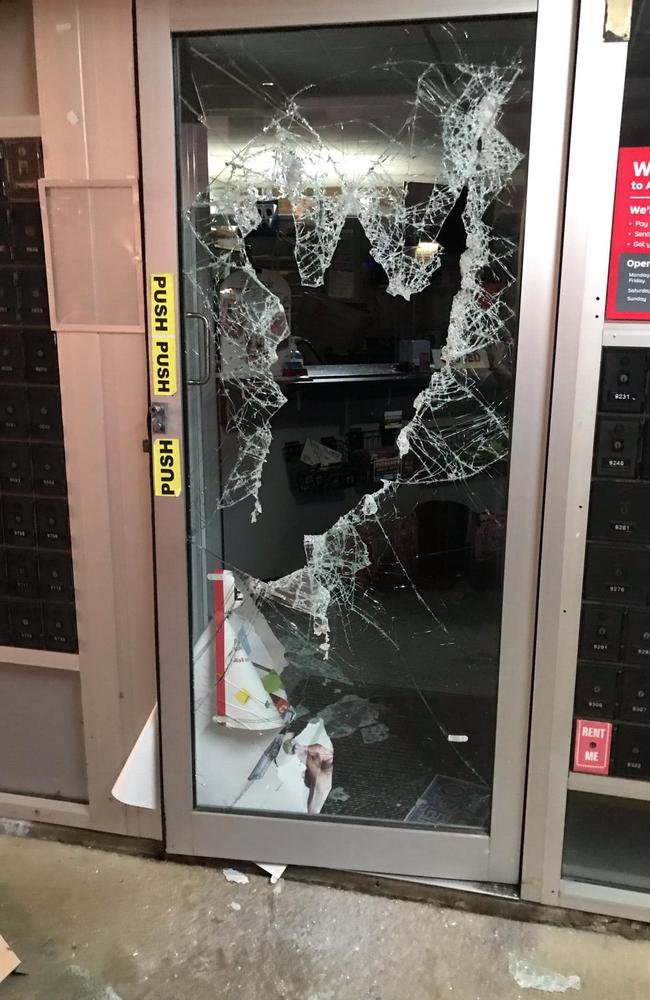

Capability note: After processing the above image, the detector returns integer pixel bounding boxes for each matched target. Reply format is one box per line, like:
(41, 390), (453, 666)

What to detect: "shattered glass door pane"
(176, 16), (536, 830)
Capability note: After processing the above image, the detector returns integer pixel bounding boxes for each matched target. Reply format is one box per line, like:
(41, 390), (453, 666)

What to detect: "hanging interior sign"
(606, 146), (650, 320)
(150, 273), (177, 395)
(153, 437), (182, 497)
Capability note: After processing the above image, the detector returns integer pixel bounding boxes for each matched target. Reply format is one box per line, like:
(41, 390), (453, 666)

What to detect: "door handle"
(185, 311), (213, 386)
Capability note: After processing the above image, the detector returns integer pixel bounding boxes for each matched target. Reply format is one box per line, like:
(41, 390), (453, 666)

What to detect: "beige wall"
(35, 0), (160, 839)
(0, 0), (160, 840)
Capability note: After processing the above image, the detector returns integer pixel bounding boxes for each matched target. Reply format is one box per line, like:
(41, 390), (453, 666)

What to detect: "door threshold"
(285, 865), (647, 938)
(369, 874), (518, 899)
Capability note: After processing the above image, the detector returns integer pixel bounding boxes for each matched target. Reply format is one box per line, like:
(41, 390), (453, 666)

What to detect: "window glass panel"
(176, 15), (536, 829)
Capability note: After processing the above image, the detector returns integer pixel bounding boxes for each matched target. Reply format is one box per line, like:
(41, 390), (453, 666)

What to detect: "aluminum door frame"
(137, 0), (576, 881)
(521, 0), (632, 910)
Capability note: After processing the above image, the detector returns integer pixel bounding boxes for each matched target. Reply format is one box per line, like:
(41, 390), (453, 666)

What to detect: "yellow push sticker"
(153, 438), (182, 497)
(150, 273), (177, 396)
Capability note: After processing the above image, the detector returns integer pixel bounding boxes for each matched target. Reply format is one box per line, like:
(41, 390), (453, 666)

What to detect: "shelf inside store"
(276, 363), (492, 386)
(567, 770), (650, 802)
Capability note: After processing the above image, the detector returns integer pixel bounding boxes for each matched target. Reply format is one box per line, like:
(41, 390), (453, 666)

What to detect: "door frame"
(136, 0), (576, 881)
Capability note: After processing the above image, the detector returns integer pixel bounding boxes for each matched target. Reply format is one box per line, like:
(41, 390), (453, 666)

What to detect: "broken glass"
(176, 16), (536, 829)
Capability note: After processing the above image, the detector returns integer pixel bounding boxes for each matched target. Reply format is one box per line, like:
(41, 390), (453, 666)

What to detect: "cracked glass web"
(178, 18), (535, 827)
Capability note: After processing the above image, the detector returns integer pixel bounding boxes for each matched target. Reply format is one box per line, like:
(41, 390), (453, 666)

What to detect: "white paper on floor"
(257, 862), (286, 883)
(508, 956), (581, 993)
(223, 868), (250, 885)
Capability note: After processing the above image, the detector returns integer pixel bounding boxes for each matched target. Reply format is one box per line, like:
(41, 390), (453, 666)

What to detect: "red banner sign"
(606, 146), (650, 320)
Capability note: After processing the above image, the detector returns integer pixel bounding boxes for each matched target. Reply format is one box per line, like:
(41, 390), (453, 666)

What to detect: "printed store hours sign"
(607, 147), (650, 320)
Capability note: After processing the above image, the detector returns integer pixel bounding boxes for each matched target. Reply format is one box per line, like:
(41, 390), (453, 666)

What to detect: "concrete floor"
(1, 834), (650, 999)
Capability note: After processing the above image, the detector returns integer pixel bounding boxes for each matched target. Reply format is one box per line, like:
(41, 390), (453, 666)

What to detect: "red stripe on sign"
(214, 572), (226, 719)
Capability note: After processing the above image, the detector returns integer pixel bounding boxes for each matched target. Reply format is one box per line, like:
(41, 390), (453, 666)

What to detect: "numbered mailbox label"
(153, 438), (182, 497)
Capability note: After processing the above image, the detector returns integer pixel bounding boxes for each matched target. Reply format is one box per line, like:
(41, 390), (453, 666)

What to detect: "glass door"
(139, 0), (575, 879)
